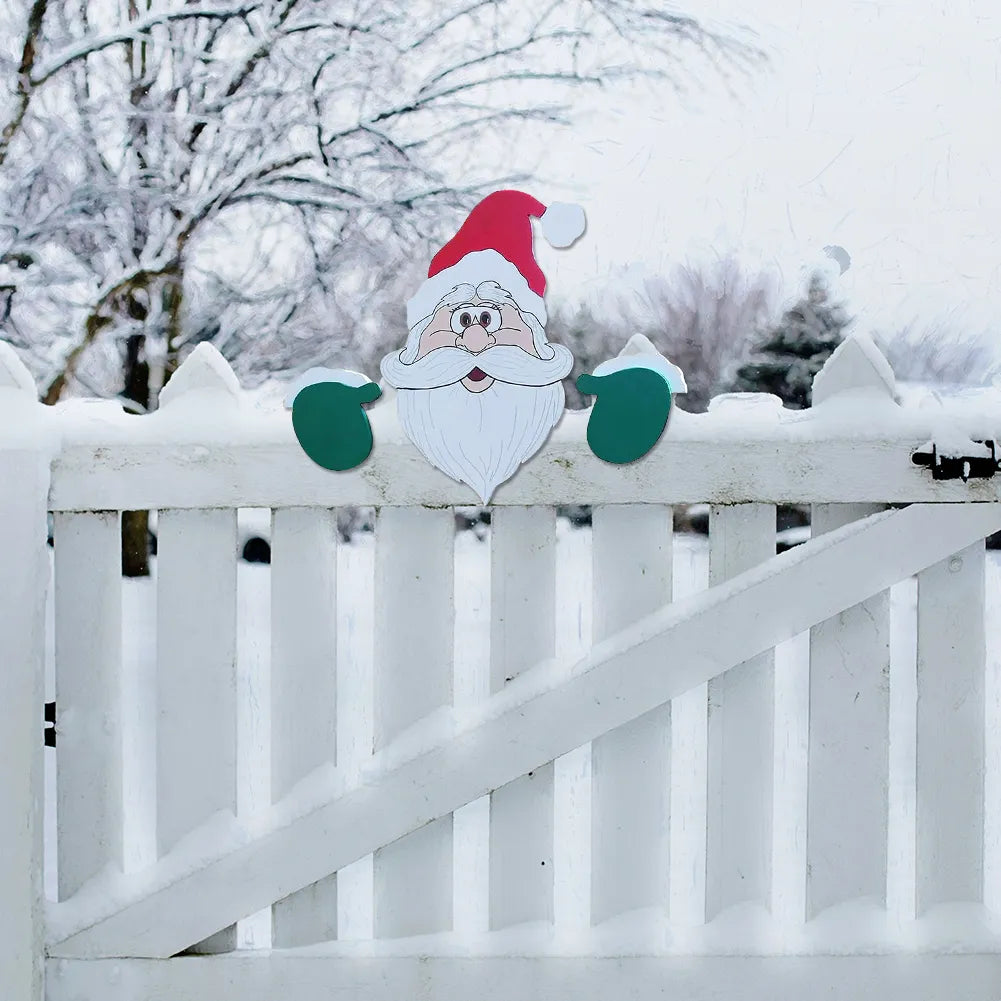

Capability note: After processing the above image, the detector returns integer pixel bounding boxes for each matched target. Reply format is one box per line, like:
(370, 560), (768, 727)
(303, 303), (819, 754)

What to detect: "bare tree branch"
(31, 2), (265, 85)
(42, 259), (178, 404)
(2, 0), (765, 402)
(0, 0), (50, 168)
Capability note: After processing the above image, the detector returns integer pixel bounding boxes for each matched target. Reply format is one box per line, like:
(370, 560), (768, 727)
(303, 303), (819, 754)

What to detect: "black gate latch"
(44, 702), (56, 747)
(912, 440), (998, 482)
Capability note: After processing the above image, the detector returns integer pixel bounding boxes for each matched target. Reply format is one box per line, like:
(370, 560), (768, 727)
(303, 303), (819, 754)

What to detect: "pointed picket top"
(812, 330), (896, 405)
(158, 342), (240, 408)
(593, 333), (688, 393)
(0, 340), (38, 395)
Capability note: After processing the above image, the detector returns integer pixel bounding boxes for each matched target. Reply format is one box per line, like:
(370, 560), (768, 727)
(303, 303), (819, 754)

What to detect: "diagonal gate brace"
(49, 502), (1001, 959)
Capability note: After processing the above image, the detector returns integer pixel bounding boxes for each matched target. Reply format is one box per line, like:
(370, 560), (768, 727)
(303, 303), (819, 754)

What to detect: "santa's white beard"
(395, 379), (565, 503)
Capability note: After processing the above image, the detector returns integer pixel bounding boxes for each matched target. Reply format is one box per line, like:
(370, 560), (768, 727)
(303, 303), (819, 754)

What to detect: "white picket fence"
(3, 332), (1001, 1001)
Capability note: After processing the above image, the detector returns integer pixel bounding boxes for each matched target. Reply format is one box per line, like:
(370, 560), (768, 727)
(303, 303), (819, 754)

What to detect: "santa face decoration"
(380, 190), (586, 503)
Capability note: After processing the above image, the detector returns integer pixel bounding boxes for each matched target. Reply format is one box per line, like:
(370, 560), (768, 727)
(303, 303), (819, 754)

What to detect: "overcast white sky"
(528, 0), (1001, 343)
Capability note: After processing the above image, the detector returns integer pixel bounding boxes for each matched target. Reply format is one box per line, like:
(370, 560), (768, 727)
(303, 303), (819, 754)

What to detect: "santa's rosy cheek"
(417, 329), (454, 356)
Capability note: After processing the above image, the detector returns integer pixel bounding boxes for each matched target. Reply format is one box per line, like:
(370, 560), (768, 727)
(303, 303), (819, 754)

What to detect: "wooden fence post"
(0, 343), (49, 1001)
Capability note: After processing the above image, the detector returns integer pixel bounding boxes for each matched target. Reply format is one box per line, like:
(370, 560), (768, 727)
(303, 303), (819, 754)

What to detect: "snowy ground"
(43, 518), (1001, 954)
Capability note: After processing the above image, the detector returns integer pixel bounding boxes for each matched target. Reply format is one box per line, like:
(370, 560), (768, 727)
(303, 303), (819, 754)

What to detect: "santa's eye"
(449, 307), (476, 334)
(478, 307), (502, 333)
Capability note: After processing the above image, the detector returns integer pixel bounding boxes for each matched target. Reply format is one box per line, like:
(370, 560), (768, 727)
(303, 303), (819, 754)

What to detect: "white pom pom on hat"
(540, 201), (587, 248)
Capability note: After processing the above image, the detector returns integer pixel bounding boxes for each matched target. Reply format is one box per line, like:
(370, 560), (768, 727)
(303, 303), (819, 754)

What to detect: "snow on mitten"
(576, 353), (684, 464)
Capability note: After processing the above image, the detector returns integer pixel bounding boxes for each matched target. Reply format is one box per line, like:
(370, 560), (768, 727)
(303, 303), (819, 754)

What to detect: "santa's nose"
(456, 323), (494, 354)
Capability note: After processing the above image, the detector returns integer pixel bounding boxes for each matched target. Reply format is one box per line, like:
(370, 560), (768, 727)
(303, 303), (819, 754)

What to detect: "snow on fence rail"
(3, 333), (1001, 1001)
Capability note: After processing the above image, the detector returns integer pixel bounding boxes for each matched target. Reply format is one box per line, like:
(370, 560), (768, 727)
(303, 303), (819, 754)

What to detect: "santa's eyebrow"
(475, 281), (514, 302)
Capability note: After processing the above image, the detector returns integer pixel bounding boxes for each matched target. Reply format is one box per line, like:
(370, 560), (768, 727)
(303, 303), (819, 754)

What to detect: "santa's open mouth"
(466, 367), (488, 382)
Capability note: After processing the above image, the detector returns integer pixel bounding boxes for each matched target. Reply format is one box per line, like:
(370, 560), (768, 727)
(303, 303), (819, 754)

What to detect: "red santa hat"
(405, 190), (586, 331)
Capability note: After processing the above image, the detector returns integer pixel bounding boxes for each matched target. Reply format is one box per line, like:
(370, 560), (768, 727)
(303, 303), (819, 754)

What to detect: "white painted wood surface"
(270, 508), (338, 946)
(807, 503), (889, 917)
(334, 534), (376, 941)
(48, 503), (1001, 959)
(45, 953), (1001, 1001)
(885, 575), (918, 925)
(811, 331), (896, 404)
(549, 526), (593, 942)
(489, 506), (556, 929)
(47, 421), (1001, 511)
(452, 532), (491, 940)
(0, 447), (48, 1001)
(668, 535), (709, 929)
(39, 328), (998, 515)
(373, 507), (454, 938)
(984, 552), (1001, 918)
(590, 504), (672, 925)
(706, 503), (775, 920)
(157, 508), (239, 954)
(916, 540), (986, 913)
(53, 512), (124, 899)
(12, 330), (1001, 994)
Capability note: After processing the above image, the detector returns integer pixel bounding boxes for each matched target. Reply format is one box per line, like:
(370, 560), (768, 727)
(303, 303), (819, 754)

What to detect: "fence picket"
(271, 508), (338, 946)
(590, 504), (672, 925)
(490, 507), (556, 929)
(706, 503), (775, 919)
(916, 539), (986, 913)
(373, 507), (454, 937)
(53, 513), (123, 900)
(807, 503), (889, 917)
(334, 532), (376, 940)
(452, 531), (491, 938)
(157, 508), (239, 953)
(668, 538), (710, 927)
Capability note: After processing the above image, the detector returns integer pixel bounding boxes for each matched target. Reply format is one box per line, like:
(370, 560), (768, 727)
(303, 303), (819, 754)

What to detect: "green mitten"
(292, 380), (382, 471)
(576, 367), (672, 464)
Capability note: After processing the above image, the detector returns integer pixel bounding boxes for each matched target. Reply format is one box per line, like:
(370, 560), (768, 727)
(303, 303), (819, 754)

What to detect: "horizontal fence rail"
(32, 335), (1001, 511)
(45, 408), (1001, 509)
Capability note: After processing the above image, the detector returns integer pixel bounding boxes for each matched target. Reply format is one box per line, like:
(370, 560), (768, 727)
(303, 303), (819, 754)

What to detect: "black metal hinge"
(44, 702), (56, 747)
(912, 440), (999, 482)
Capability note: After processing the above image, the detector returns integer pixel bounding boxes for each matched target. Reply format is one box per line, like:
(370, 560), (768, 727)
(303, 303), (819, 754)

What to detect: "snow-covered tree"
(550, 256), (777, 411)
(0, 0), (762, 407)
(728, 270), (853, 409)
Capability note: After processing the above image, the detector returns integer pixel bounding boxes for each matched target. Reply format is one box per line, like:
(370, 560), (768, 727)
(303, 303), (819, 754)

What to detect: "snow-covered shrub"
(877, 321), (999, 387)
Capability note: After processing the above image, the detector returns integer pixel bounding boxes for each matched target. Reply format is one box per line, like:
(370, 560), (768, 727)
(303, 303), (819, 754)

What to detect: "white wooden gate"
(3, 333), (1001, 1001)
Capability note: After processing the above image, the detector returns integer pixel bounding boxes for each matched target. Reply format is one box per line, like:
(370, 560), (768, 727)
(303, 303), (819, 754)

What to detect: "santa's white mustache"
(381, 342), (574, 390)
